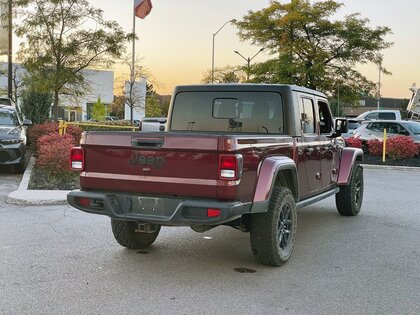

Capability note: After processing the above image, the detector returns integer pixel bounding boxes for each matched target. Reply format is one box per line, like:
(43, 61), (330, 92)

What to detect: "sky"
(3, 0), (420, 98)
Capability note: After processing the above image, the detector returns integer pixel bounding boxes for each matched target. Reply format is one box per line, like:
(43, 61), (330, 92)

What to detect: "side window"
(318, 100), (333, 134)
(299, 97), (315, 134)
(365, 113), (378, 120)
(387, 123), (399, 134)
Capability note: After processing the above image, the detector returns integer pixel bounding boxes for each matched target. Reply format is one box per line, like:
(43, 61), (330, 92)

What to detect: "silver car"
(353, 120), (420, 144)
(0, 105), (32, 173)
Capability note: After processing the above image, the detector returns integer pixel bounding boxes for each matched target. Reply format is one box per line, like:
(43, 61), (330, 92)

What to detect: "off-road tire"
(335, 164), (363, 216)
(250, 186), (297, 266)
(111, 219), (161, 249)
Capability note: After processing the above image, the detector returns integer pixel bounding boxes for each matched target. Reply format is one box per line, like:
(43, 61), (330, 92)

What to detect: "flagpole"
(130, 1), (136, 124)
(131, 1), (136, 84)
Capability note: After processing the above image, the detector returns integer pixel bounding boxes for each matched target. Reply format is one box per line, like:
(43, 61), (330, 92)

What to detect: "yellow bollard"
(58, 120), (63, 136)
(382, 128), (387, 162)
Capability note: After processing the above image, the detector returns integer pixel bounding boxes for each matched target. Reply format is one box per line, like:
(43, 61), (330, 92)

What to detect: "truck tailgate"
(81, 132), (220, 198)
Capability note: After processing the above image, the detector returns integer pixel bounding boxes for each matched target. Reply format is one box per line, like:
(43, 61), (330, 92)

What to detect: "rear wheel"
(250, 186), (297, 266)
(335, 164), (363, 216)
(111, 219), (161, 249)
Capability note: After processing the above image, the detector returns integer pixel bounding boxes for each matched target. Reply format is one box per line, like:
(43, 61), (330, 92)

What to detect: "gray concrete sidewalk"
(6, 156), (71, 206)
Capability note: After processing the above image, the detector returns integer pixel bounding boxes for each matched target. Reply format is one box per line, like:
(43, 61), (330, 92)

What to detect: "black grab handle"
(131, 137), (164, 149)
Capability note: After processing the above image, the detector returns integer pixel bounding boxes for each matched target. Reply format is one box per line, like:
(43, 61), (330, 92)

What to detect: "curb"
(360, 164), (420, 172)
(6, 156), (70, 206)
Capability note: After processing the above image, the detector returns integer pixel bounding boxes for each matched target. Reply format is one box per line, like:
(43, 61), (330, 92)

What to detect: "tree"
(145, 83), (162, 117)
(20, 89), (52, 124)
(202, 66), (245, 84)
(14, 0), (128, 121)
(236, 0), (392, 101)
(91, 97), (106, 121)
(117, 54), (151, 124)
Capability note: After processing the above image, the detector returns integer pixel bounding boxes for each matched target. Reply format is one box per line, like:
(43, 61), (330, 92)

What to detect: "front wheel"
(250, 186), (297, 266)
(335, 164), (364, 216)
(111, 219), (161, 249)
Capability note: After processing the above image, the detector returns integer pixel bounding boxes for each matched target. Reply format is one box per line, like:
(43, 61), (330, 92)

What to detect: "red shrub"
(386, 136), (419, 160)
(346, 137), (362, 149)
(29, 122), (58, 153)
(36, 133), (75, 175)
(66, 125), (83, 145)
(367, 139), (383, 155)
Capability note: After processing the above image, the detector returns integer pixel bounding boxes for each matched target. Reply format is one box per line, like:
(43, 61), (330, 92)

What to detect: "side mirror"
(399, 130), (409, 136)
(22, 119), (33, 126)
(330, 118), (348, 138)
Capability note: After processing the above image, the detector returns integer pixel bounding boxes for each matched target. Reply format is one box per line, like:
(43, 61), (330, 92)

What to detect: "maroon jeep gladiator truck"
(67, 84), (363, 266)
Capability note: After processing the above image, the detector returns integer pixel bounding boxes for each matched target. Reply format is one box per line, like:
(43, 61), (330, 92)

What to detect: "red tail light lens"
(219, 154), (243, 180)
(207, 208), (221, 217)
(70, 147), (84, 171)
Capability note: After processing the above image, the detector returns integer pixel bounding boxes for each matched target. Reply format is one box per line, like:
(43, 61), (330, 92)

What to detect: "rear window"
(171, 91), (284, 133)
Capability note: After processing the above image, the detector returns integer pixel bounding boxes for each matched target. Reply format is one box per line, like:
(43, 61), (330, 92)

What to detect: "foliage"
(145, 94), (163, 117)
(386, 136), (419, 160)
(202, 66), (245, 84)
(20, 89), (52, 124)
(236, 0), (392, 101)
(36, 133), (75, 175)
(367, 139), (383, 156)
(91, 97), (106, 121)
(366, 137), (419, 159)
(109, 95), (125, 118)
(29, 121), (58, 154)
(119, 54), (149, 124)
(14, 0), (129, 121)
(345, 137), (362, 149)
(66, 125), (83, 145)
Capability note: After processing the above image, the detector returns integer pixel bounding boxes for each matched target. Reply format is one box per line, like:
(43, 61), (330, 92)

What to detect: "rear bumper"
(67, 190), (252, 226)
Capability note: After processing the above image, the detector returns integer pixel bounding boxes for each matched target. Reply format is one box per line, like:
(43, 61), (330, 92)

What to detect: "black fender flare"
(250, 156), (298, 213)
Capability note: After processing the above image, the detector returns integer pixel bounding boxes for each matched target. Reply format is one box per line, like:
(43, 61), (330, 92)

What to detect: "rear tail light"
(70, 147), (84, 171)
(218, 154), (243, 180)
(207, 208), (221, 218)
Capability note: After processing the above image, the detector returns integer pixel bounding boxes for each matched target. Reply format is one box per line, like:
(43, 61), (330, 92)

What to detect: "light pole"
(211, 19), (236, 83)
(234, 48), (265, 81)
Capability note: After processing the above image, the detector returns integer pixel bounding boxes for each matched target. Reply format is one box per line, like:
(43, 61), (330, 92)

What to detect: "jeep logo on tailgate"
(129, 154), (165, 168)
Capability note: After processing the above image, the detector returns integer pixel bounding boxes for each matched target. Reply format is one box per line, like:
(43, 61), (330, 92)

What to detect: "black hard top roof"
(173, 84), (327, 98)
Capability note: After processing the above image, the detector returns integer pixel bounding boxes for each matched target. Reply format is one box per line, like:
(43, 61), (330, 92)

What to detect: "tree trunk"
(53, 90), (59, 121)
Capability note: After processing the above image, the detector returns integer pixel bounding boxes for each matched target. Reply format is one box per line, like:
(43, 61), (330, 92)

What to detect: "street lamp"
(234, 48), (265, 81)
(211, 19), (236, 83)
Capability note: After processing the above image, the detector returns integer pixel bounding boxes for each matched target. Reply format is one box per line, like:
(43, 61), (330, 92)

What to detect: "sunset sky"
(4, 0), (420, 99)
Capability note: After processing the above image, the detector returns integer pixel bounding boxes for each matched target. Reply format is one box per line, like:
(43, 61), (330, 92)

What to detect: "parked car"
(355, 110), (401, 122)
(337, 118), (360, 139)
(67, 84), (363, 267)
(139, 117), (167, 132)
(0, 97), (13, 106)
(105, 116), (120, 121)
(0, 105), (32, 173)
(353, 120), (420, 144)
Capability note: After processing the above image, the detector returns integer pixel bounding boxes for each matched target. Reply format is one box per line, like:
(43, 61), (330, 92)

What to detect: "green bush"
(20, 90), (53, 124)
